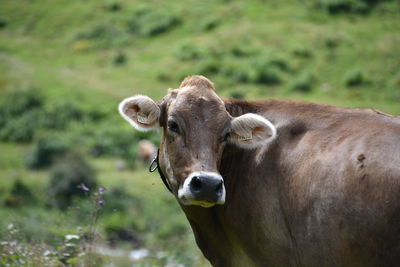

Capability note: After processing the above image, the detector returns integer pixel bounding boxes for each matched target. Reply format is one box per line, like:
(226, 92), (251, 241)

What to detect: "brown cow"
(119, 75), (400, 267)
(137, 139), (157, 164)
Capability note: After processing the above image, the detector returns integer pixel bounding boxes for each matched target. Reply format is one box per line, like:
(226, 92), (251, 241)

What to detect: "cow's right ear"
(118, 95), (160, 131)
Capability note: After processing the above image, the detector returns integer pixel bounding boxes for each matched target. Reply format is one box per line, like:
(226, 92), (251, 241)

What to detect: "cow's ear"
(230, 113), (276, 149)
(119, 95), (160, 131)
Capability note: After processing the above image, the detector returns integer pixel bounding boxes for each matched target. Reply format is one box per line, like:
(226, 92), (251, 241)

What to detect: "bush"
(76, 24), (120, 41)
(230, 45), (259, 58)
(344, 69), (365, 86)
(293, 48), (313, 58)
(174, 44), (205, 61)
(75, 24), (122, 48)
(197, 17), (220, 32)
(113, 52), (127, 66)
(0, 109), (43, 142)
(0, 17), (7, 29)
(250, 54), (289, 85)
(290, 72), (316, 93)
(313, 0), (390, 14)
(221, 61), (253, 83)
(88, 122), (139, 159)
(0, 88), (43, 118)
(102, 186), (142, 214)
(253, 66), (282, 85)
(42, 101), (84, 130)
(103, 0), (122, 12)
(229, 91), (245, 99)
(127, 6), (181, 37)
(47, 152), (97, 208)
(0, 89), (91, 143)
(103, 212), (144, 246)
(25, 135), (68, 169)
(4, 180), (35, 207)
(0, 89), (43, 141)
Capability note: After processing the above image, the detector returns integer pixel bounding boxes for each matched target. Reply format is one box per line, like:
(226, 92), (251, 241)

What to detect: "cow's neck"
(181, 145), (295, 266)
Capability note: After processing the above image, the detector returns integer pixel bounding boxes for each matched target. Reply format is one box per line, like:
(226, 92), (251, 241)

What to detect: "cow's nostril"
(190, 176), (202, 191)
(216, 181), (223, 195)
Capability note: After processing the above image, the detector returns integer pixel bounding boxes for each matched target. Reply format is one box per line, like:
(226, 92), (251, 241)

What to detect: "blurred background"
(0, 0), (399, 266)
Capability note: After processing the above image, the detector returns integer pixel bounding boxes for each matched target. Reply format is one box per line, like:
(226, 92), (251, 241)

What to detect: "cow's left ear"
(230, 113), (276, 149)
(119, 95), (160, 131)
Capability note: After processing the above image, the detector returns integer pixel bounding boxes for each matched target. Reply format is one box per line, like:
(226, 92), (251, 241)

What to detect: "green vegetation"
(0, 0), (399, 265)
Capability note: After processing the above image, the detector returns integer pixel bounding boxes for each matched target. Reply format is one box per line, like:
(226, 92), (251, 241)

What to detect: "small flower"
(98, 186), (107, 194)
(97, 199), (105, 206)
(76, 226), (83, 232)
(79, 183), (90, 192)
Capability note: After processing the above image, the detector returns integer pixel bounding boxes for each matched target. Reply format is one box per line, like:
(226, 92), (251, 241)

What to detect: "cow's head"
(119, 76), (276, 208)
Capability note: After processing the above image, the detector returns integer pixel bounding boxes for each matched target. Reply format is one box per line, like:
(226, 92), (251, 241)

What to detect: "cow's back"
(268, 103), (400, 267)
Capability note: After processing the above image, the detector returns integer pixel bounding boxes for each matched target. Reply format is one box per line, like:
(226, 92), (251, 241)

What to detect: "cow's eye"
(168, 121), (180, 133)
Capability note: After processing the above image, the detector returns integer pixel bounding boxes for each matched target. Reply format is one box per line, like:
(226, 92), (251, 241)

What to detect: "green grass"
(0, 0), (399, 265)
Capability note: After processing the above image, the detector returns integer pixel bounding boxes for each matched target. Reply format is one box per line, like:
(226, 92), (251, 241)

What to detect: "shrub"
(229, 91), (245, 99)
(197, 17), (220, 32)
(42, 101), (84, 130)
(313, 0), (390, 14)
(221, 61), (253, 83)
(0, 109), (43, 142)
(0, 88), (43, 138)
(344, 69), (365, 86)
(113, 52), (127, 66)
(230, 45), (259, 58)
(249, 54), (289, 85)
(174, 44), (205, 61)
(103, 0), (122, 12)
(47, 152), (97, 208)
(0, 18), (7, 29)
(76, 24), (120, 41)
(75, 24), (122, 48)
(0, 89), (90, 143)
(103, 212), (144, 246)
(253, 66), (282, 85)
(290, 72), (316, 93)
(325, 38), (340, 50)
(4, 180), (35, 207)
(157, 71), (172, 81)
(88, 122), (140, 159)
(102, 186), (142, 214)
(293, 48), (313, 58)
(0, 88), (43, 118)
(127, 7), (181, 37)
(25, 135), (68, 169)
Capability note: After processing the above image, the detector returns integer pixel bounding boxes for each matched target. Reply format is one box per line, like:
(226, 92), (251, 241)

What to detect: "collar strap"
(149, 149), (173, 194)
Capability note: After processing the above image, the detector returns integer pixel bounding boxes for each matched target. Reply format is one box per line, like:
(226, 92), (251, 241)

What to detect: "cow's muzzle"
(178, 172), (226, 208)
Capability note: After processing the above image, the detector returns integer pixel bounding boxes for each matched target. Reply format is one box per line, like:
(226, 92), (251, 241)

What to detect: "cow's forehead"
(169, 86), (225, 110)
(161, 85), (230, 132)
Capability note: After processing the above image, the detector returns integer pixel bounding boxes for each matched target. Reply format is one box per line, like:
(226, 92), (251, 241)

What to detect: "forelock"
(179, 75), (215, 91)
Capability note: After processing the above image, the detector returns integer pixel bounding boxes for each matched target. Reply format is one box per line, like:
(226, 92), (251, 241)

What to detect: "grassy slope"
(0, 0), (399, 265)
(0, 0), (399, 111)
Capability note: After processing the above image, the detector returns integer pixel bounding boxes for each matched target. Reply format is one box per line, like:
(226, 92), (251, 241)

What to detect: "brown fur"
(156, 76), (400, 267)
(179, 75), (216, 90)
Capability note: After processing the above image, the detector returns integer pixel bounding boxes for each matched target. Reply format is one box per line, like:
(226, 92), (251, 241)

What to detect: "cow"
(137, 139), (157, 164)
(118, 75), (400, 267)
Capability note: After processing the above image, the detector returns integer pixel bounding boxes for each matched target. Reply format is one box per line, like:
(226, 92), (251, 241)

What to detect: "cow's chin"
(179, 196), (224, 208)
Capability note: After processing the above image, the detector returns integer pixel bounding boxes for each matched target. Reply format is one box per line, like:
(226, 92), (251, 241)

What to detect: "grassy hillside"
(0, 0), (399, 265)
